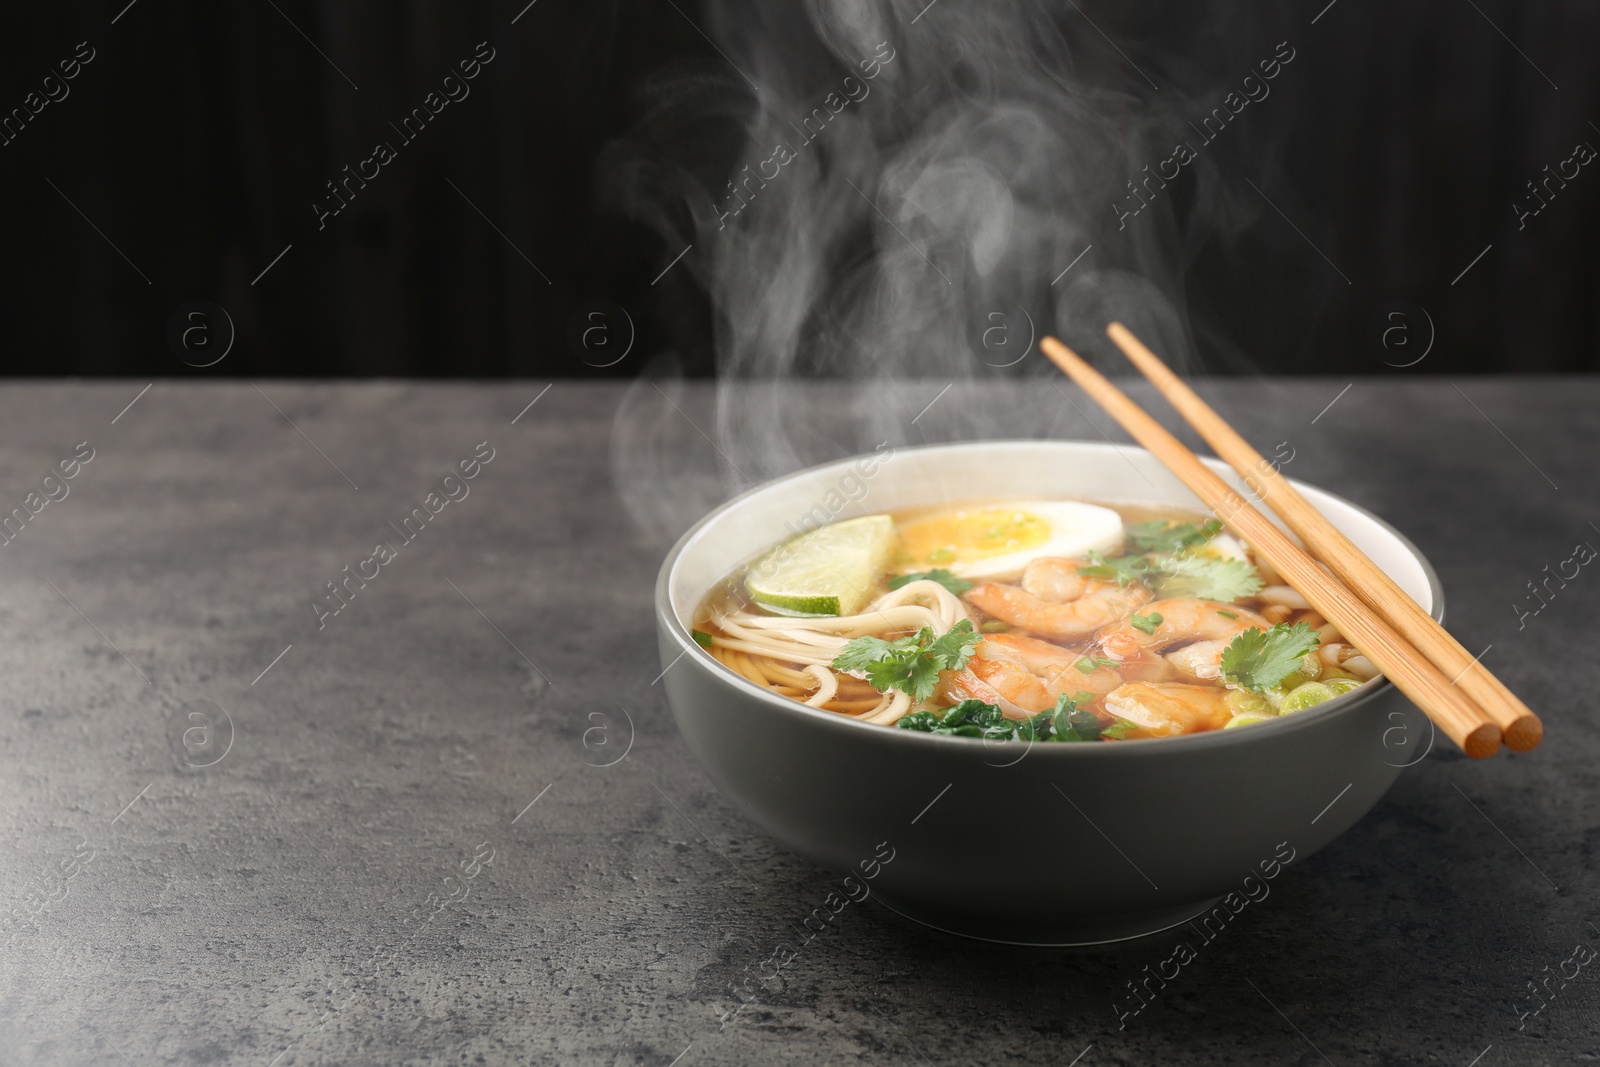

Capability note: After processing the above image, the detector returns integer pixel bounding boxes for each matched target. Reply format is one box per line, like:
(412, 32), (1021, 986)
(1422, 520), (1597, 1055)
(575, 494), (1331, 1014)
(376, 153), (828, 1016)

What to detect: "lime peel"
(744, 515), (895, 617)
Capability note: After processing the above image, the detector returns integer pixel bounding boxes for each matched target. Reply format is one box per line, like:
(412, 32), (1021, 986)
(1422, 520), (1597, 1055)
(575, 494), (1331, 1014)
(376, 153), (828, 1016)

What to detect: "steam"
(606, 0), (1292, 545)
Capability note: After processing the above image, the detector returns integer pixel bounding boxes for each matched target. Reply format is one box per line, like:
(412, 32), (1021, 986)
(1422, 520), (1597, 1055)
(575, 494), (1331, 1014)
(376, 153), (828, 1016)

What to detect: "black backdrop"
(2, 0), (1597, 377)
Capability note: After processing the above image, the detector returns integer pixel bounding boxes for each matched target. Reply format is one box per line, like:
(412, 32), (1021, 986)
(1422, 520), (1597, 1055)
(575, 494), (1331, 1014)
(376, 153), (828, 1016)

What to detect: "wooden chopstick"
(1039, 335), (1502, 759)
(1105, 322), (1542, 752)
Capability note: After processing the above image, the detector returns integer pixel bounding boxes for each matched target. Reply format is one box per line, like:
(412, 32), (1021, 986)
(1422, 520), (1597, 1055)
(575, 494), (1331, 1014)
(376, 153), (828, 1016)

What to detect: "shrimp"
(942, 632), (1120, 720)
(1095, 598), (1271, 682)
(1098, 598), (1269, 656)
(964, 557), (1151, 642)
(943, 633), (1080, 719)
(1163, 640), (1233, 682)
(1103, 683), (1233, 737)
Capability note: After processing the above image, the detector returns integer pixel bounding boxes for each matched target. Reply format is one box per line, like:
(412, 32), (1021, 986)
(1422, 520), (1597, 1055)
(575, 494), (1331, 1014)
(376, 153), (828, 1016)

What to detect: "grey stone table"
(1, 378), (1596, 1066)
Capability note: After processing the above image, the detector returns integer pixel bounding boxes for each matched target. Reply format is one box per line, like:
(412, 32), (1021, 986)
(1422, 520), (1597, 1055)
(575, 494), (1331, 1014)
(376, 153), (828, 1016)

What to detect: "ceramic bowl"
(655, 440), (1440, 945)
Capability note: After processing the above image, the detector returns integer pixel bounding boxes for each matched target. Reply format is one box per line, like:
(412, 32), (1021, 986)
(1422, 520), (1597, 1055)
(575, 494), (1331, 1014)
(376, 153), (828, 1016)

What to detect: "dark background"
(3, 0), (1597, 378)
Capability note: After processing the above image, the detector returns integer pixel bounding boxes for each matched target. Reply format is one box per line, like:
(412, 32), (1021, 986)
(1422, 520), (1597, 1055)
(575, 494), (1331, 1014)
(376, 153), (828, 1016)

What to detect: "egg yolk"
(896, 509), (1050, 566)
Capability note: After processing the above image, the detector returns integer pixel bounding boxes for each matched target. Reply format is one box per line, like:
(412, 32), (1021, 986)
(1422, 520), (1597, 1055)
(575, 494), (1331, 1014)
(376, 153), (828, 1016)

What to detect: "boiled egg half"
(894, 500), (1124, 582)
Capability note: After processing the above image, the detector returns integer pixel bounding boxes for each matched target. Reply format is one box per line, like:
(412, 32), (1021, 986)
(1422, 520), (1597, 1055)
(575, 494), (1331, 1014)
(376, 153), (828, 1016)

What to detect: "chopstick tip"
(1463, 723), (1504, 760)
(1039, 335), (1073, 368)
(1503, 715), (1543, 752)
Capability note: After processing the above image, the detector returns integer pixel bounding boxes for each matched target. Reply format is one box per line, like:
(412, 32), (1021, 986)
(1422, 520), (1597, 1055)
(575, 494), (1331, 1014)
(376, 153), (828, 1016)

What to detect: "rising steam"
(605, 0), (1293, 544)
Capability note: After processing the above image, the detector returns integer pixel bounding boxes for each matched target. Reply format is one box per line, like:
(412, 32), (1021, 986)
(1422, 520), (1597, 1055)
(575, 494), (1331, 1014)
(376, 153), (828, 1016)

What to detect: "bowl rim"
(655, 438), (1445, 758)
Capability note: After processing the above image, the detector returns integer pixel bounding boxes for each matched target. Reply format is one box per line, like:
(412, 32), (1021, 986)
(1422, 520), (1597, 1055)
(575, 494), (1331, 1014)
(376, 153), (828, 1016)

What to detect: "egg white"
(945, 500), (1125, 582)
(1206, 531), (1247, 561)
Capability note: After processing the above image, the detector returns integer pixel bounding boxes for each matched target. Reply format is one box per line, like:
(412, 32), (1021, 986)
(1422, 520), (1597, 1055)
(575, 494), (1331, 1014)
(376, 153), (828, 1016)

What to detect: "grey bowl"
(655, 440), (1441, 946)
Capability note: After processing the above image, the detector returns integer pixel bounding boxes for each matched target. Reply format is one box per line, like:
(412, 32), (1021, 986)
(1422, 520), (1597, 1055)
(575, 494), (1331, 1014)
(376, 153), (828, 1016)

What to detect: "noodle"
(733, 650), (769, 687)
(827, 698), (887, 712)
(764, 661), (824, 688)
(802, 664), (837, 707)
(699, 579), (969, 725)
(862, 690), (911, 725)
(1259, 585), (1311, 609)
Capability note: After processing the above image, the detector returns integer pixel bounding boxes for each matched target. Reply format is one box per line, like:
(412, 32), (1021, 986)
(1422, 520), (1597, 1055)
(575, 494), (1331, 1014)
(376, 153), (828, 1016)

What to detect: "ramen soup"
(693, 499), (1380, 742)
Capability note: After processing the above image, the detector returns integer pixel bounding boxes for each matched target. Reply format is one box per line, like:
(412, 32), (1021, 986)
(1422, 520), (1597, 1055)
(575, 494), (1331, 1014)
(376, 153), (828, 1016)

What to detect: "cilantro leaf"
(1220, 622), (1322, 692)
(1076, 551), (1152, 587)
(1077, 545), (1262, 604)
(1125, 518), (1223, 554)
(1130, 611), (1163, 635)
(832, 620), (979, 702)
(831, 634), (902, 674)
(928, 622), (983, 665)
(691, 629), (714, 648)
(1151, 554), (1264, 603)
(887, 569), (974, 596)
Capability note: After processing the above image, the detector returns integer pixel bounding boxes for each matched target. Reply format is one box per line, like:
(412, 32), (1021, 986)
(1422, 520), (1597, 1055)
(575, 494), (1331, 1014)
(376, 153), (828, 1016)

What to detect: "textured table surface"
(0, 378), (1595, 1067)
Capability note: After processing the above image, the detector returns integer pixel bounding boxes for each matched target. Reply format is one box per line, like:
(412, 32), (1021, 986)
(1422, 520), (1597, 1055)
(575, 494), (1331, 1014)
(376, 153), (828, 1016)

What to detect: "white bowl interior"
(668, 440), (1434, 628)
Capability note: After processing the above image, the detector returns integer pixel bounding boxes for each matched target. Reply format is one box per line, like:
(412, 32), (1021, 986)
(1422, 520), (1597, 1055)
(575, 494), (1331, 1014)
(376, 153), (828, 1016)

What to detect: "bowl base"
(871, 892), (1226, 948)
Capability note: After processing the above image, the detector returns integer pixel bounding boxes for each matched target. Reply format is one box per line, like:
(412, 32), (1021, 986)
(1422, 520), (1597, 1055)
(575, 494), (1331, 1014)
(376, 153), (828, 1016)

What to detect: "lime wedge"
(744, 515), (895, 616)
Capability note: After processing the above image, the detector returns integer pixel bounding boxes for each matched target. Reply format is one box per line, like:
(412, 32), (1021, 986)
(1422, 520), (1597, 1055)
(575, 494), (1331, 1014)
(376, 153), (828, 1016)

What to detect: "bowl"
(655, 440), (1440, 945)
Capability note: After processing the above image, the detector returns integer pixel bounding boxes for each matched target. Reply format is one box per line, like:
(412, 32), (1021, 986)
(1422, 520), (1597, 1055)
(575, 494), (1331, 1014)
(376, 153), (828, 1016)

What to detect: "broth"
(694, 497), (1373, 742)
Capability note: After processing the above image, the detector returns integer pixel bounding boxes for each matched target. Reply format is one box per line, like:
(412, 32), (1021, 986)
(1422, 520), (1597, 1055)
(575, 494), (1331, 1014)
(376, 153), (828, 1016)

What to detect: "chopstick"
(1039, 335), (1503, 759)
(1105, 322), (1542, 752)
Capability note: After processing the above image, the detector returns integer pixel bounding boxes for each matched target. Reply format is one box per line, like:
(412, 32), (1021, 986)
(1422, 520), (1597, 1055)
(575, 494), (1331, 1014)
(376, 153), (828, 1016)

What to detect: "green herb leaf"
(887, 569), (974, 596)
(1079, 545), (1261, 604)
(1073, 691), (1098, 705)
(900, 693), (1126, 744)
(939, 698), (997, 729)
(1074, 656), (1119, 674)
(1065, 711), (1103, 742)
(1015, 710), (1053, 742)
(1076, 551), (1153, 587)
(1216, 610), (1238, 619)
(1151, 554), (1264, 603)
(898, 699), (1026, 739)
(1050, 692), (1078, 736)
(1045, 693), (1108, 742)
(831, 634), (899, 673)
(1219, 622), (1322, 692)
(928, 623), (982, 666)
(1100, 717), (1140, 740)
(1125, 518), (1223, 554)
(832, 620), (980, 703)
(1130, 611), (1163, 635)
(691, 629), (714, 648)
